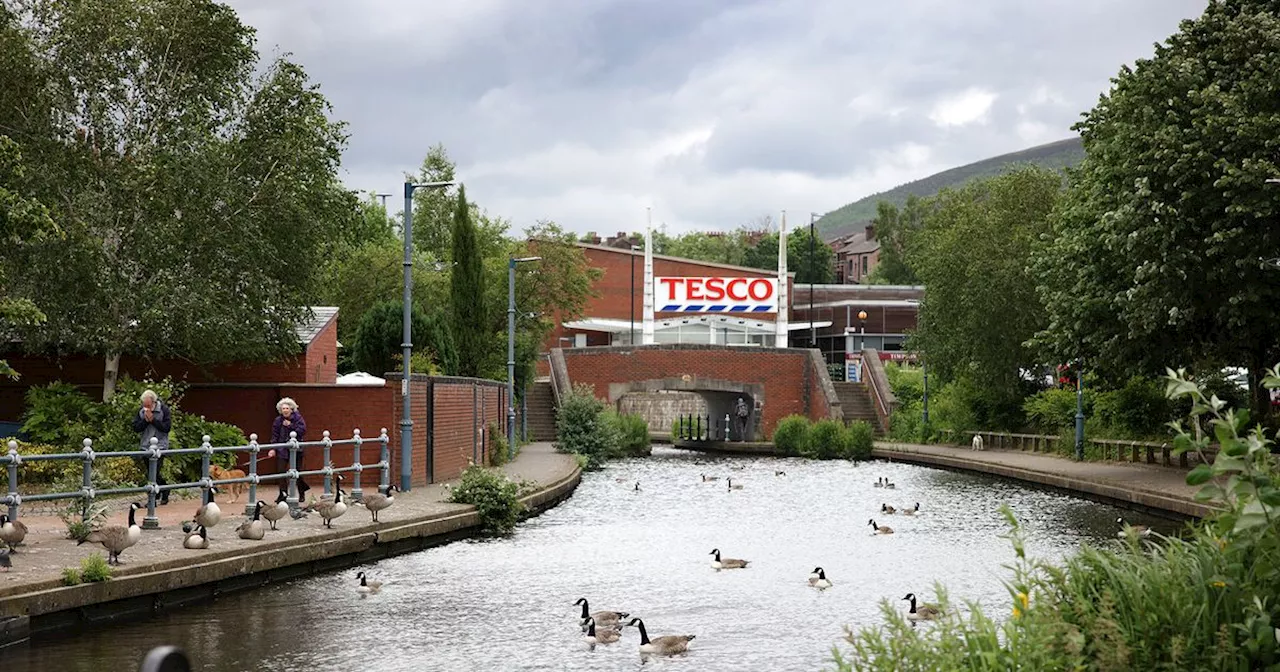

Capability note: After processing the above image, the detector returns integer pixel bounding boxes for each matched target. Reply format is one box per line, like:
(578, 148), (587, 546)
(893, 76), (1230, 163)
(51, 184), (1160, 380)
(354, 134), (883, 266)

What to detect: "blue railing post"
(6, 440), (19, 520)
(245, 433), (260, 517)
(80, 438), (95, 522)
(144, 436), (161, 529)
(379, 428), (390, 494)
(349, 429), (363, 502)
(321, 430), (333, 500)
(200, 433), (212, 490)
(287, 430), (300, 511)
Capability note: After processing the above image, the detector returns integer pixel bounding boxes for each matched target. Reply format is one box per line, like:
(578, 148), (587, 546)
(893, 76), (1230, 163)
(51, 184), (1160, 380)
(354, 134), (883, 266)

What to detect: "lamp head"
(858, 310), (868, 320)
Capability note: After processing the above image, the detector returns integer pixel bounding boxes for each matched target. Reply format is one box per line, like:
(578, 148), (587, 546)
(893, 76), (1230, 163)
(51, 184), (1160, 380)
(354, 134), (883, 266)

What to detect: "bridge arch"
(611, 376), (764, 439)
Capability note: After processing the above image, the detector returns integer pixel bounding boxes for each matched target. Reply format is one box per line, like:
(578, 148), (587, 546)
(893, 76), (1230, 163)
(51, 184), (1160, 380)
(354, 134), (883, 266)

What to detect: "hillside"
(817, 136), (1084, 239)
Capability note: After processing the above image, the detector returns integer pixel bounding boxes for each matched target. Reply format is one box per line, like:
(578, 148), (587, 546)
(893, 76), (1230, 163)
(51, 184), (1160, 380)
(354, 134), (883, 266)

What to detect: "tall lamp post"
(922, 358), (930, 427)
(509, 256), (542, 460)
(630, 244), (641, 344)
(809, 213), (818, 348)
(400, 180), (455, 492)
(1074, 361), (1085, 461)
(858, 310), (867, 350)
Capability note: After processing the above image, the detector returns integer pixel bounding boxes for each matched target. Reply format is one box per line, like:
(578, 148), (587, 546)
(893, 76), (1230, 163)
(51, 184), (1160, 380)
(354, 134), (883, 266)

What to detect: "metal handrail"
(2, 427), (390, 524)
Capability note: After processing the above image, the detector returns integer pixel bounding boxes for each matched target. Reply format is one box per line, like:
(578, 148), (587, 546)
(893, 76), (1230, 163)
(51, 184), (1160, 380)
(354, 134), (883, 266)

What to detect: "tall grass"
(834, 366), (1280, 670)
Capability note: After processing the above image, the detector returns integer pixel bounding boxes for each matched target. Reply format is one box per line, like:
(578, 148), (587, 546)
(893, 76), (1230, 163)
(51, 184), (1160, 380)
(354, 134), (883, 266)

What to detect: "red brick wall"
(561, 344), (828, 436)
(303, 316), (340, 384)
(425, 378), (507, 482)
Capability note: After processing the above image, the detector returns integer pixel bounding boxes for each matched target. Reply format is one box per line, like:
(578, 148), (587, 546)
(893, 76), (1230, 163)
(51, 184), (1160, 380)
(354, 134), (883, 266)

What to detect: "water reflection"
(1, 448), (1183, 672)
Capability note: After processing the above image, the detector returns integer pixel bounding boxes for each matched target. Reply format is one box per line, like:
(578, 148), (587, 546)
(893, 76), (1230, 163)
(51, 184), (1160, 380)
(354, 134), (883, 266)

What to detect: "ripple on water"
(0, 447), (1182, 672)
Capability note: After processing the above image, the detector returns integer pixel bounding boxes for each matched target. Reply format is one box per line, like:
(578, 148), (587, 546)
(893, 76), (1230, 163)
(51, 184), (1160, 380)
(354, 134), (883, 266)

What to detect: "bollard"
(350, 429), (363, 502)
(7, 440), (20, 520)
(725, 413), (731, 441)
(379, 428), (390, 493)
(321, 430), (333, 502)
(695, 415), (701, 441)
(144, 437), (161, 529)
(246, 434), (260, 517)
(139, 645), (191, 672)
(200, 434), (212, 490)
(287, 431), (300, 511)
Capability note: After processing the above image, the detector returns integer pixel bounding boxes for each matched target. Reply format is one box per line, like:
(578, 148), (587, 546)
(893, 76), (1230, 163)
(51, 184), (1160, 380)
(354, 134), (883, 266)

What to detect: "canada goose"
(775, 470), (787, 476)
(236, 501), (265, 540)
(80, 502), (143, 565)
(0, 514), (28, 552)
(355, 571), (383, 594)
(262, 490), (289, 530)
(884, 479), (896, 489)
(808, 566), (832, 590)
(701, 473), (720, 482)
(903, 593), (943, 621)
(583, 617), (621, 650)
(360, 484), (398, 523)
(709, 548), (749, 569)
(901, 502), (921, 516)
(727, 478), (743, 491)
(881, 503), (897, 515)
(874, 477), (884, 488)
(314, 488), (348, 528)
(626, 618), (695, 657)
(0, 548), (10, 572)
(183, 525), (209, 549)
(868, 519), (894, 535)
(634, 482), (641, 491)
(1116, 517), (1151, 538)
(574, 598), (629, 629)
(194, 487), (221, 530)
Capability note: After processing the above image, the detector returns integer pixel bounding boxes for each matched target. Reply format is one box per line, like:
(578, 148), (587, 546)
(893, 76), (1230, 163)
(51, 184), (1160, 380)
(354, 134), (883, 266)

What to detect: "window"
(861, 255), (868, 275)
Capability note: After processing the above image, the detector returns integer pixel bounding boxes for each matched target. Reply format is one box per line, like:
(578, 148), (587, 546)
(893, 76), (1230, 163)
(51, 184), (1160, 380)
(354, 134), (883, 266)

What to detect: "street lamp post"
(509, 256), (542, 460)
(922, 359), (930, 426)
(630, 244), (640, 344)
(400, 180), (455, 492)
(858, 310), (867, 350)
(1074, 362), (1085, 461)
(809, 213), (818, 348)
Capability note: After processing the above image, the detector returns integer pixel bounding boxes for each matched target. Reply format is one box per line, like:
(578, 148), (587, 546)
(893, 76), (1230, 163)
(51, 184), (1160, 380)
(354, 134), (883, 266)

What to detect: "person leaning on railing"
(265, 397), (310, 504)
(132, 389), (171, 505)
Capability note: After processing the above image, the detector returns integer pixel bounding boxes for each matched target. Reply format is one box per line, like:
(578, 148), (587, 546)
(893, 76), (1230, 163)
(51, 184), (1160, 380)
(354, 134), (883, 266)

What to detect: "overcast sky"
(226, 0), (1206, 237)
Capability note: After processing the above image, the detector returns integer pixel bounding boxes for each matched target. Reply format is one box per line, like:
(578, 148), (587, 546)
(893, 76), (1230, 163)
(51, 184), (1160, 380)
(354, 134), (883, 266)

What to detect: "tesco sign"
(655, 276), (778, 313)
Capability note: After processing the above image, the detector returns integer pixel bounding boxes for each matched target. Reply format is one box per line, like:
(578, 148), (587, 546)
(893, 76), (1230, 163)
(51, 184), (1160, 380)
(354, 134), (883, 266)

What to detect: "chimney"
(864, 224), (876, 241)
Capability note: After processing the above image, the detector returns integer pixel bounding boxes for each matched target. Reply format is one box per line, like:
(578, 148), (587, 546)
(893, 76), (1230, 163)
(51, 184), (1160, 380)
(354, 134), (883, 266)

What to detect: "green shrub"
(487, 422), (510, 466)
(884, 362), (924, 401)
(1, 441), (80, 486)
(846, 421), (874, 460)
(448, 465), (524, 534)
(610, 412), (651, 456)
(771, 414), (810, 455)
(20, 382), (98, 447)
(670, 418), (681, 440)
(1022, 386), (1092, 433)
(79, 553), (113, 582)
(1092, 375), (1172, 438)
(60, 567), (82, 586)
(554, 384), (619, 469)
(802, 419), (849, 459)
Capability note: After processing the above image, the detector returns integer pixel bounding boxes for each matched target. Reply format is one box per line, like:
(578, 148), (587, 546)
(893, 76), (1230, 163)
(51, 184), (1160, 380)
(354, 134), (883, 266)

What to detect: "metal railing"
(937, 429), (1214, 468)
(2, 428), (390, 526)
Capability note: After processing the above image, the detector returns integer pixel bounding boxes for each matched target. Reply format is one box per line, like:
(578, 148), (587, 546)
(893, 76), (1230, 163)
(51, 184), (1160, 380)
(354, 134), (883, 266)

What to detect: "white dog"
(971, 434), (985, 451)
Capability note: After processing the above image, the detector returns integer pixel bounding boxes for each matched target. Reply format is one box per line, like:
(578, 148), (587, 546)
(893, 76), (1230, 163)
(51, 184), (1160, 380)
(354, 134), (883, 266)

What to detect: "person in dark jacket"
(266, 397), (309, 503)
(132, 389), (172, 505)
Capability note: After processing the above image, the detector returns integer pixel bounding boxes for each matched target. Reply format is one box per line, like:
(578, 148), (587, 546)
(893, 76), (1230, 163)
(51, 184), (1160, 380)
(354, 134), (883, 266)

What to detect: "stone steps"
(833, 381), (884, 435)
(523, 381), (558, 442)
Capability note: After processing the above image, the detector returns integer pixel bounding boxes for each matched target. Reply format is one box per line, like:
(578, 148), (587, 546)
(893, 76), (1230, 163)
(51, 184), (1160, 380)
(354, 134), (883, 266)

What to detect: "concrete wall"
(618, 391), (707, 432)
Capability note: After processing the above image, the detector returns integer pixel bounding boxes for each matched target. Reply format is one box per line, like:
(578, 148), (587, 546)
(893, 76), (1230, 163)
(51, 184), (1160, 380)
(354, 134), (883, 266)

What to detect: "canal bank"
(0, 443), (579, 647)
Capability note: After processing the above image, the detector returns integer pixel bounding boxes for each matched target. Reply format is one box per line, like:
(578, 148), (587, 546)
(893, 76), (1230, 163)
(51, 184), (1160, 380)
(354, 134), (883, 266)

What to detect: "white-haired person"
(131, 389), (172, 505)
(266, 397), (310, 503)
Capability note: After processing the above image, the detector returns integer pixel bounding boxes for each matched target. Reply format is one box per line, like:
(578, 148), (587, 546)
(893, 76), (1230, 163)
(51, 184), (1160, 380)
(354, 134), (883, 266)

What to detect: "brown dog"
(210, 465), (248, 503)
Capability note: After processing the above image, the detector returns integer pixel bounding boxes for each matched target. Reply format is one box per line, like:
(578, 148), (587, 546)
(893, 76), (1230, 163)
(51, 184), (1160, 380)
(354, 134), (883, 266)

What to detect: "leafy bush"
(448, 465), (524, 535)
(487, 422), (510, 467)
(350, 300), (457, 377)
(609, 411), (651, 456)
(79, 552), (113, 582)
(60, 567), (82, 586)
(2, 441), (79, 485)
(846, 421), (874, 460)
(771, 414), (810, 455)
(1092, 375), (1172, 438)
(802, 419), (850, 459)
(554, 384), (620, 469)
(1022, 386), (1092, 433)
(670, 418), (681, 440)
(834, 366), (1280, 670)
(20, 382), (97, 446)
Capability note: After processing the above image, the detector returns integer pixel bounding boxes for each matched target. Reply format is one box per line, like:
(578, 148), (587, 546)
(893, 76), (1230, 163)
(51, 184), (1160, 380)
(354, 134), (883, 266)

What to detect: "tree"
(350, 300), (456, 377)
(865, 196), (926, 285)
(0, 137), (59, 379)
(450, 185), (487, 377)
(742, 229), (833, 283)
(316, 237), (450, 347)
(0, 0), (357, 400)
(912, 167), (1063, 426)
(1031, 0), (1280, 419)
(408, 144), (460, 259)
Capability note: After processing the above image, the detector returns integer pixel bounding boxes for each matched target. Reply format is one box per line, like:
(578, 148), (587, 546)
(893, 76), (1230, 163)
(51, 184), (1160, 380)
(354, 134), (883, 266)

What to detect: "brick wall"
(560, 344), (830, 436)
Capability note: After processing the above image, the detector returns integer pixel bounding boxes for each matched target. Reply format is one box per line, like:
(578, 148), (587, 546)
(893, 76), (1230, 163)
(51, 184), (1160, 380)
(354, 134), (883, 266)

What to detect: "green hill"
(817, 137), (1084, 239)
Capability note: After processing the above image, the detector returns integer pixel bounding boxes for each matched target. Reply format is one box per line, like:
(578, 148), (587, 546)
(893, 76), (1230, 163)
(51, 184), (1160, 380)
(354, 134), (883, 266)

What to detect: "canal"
(2, 447), (1180, 671)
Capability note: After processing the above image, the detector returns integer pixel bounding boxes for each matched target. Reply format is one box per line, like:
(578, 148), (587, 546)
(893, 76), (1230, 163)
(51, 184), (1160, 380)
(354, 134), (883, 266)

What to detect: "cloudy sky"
(226, 0), (1205, 236)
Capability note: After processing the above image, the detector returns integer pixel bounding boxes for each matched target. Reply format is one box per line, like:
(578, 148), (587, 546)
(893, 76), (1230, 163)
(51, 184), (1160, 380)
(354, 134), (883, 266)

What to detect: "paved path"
(873, 441), (1214, 519)
(0, 442), (575, 597)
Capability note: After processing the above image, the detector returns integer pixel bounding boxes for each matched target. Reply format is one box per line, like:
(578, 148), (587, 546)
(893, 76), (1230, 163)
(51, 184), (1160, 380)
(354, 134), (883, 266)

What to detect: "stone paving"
(0, 442), (575, 595)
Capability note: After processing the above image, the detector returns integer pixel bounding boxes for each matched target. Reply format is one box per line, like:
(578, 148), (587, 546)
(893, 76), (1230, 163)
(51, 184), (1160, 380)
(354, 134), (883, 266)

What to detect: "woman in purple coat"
(266, 397), (310, 502)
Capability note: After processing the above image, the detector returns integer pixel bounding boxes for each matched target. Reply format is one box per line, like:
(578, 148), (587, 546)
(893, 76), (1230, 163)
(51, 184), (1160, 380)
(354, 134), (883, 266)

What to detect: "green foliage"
(60, 499), (108, 541)
(78, 553), (113, 582)
(487, 422), (510, 467)
(0, 136), (57, 380)
(553, 384), (619, 469)
(1023, 387), (1092, 433)
(449, 185), (486, 377)
(802, 419), (849, 459)
(20, 382), (97, 446)
(316, 237), (451, 348)
(743, 227), (834, 284)
(607, 411), (651, 457)
(863, 197), (926, 285)
(928, 375), (1026, 434)
(1092, 376), (1172, 438)
(409, 144), (461, 259)
(846, 421), (874, 460)
(448, 465), (524, 535)
(351, 300), (457, 377)
(884, 363), (929, 442)
(771, 414), (811, 456)
(60, 567), (82, 586)
(1032, 1), (1280, 418)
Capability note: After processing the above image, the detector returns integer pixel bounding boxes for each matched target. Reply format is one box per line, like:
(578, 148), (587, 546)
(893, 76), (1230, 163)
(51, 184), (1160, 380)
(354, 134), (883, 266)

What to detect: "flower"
(1211, 581), (1226, 588)
(1013, 591), (1029, 618)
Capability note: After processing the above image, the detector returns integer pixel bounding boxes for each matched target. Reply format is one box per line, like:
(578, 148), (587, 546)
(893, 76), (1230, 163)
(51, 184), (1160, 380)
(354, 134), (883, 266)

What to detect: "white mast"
(776, 209), (789, 348)
(642, 207), (655, 345)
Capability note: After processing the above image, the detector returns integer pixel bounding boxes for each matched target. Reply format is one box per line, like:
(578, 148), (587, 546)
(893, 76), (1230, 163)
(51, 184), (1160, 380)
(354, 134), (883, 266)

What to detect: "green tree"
(350, 300), (456, 377)
(1, 0), (357, 399)
(450, 185), (487, 377)
(865, 196), (926, 285)
(408, 144), (459, 259)
(316, 237), (450, 347)
(742, 228), (833, 283)
(0, 137), (59, 379)
(664, 231), (749, 267)
(912, 167), (1063, 426)
(1032, 0), (1280, 419)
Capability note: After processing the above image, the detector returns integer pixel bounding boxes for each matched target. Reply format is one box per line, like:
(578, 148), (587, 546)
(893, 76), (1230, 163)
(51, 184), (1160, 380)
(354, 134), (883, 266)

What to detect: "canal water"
(2, 447), (1180, 672)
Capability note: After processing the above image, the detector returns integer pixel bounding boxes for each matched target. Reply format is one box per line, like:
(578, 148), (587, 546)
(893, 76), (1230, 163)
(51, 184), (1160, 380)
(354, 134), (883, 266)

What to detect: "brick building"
(830, 224), (881, 284)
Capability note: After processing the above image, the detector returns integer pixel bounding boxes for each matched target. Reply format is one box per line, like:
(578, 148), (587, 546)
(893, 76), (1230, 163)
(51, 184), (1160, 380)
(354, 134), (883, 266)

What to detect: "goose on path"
(80, 502), (143, 565)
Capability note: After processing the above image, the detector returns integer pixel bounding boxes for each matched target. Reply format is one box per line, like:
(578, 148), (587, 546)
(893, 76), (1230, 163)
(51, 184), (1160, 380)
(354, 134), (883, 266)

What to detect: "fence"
(673, 412), (747, 442)
(1, 428), (389, 526)
(939, 429), (1217, 468)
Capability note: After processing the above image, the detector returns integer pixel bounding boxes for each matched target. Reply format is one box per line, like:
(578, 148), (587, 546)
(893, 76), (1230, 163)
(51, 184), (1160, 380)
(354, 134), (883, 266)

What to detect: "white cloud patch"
(929, 88), (998, 128)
